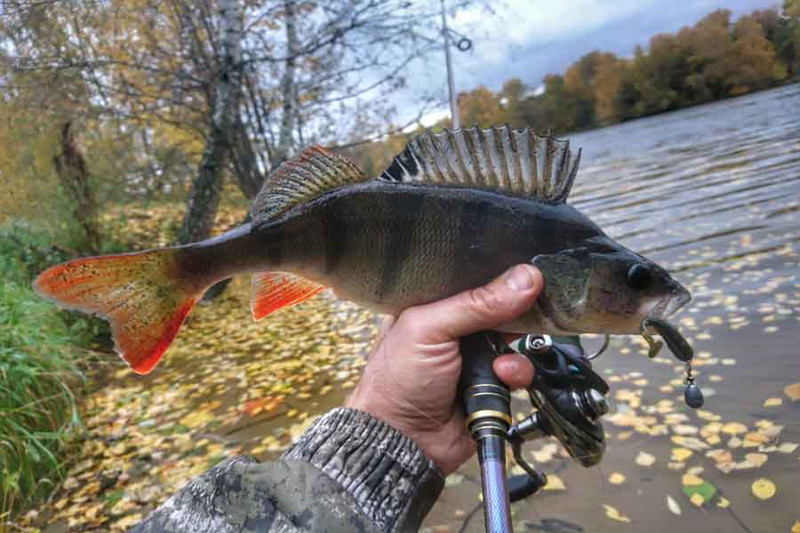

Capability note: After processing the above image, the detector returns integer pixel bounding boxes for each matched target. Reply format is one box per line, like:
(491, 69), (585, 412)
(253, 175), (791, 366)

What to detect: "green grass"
(0, 224), (88, 521)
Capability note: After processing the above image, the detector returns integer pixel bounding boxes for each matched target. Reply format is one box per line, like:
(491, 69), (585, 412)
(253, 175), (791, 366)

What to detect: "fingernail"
(506, 265), (534, 291)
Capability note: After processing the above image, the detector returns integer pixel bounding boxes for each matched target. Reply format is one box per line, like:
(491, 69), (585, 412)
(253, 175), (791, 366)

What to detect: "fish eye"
(626, 263), (652, 291)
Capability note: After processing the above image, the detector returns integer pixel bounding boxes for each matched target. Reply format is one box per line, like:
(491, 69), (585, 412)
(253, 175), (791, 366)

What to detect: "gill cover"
(531, 248), (592, 332)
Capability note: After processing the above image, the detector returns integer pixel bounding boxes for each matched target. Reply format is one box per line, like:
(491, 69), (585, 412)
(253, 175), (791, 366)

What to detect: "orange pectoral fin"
(250, 272), (325, 321)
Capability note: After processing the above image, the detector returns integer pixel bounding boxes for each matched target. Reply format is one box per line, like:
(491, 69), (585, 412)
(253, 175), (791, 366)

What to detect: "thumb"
(401, 264), (543, 344)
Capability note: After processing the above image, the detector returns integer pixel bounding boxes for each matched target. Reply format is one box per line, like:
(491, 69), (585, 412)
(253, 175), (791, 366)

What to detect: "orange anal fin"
(250, 272), (325, 321)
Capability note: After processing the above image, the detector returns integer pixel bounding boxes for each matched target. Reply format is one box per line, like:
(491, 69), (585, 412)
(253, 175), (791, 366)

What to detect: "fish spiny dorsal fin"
(251, 146), (368, 222)
(380, 125), (582, 203)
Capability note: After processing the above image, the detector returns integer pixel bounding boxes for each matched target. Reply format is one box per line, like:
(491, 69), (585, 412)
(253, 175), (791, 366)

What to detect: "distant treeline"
(460, 7), (800, 133)
(347, 5), (800, 174)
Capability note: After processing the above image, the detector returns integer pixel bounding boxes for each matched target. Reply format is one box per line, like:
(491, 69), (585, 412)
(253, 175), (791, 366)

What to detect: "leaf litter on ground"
(15, 201), (800, 531)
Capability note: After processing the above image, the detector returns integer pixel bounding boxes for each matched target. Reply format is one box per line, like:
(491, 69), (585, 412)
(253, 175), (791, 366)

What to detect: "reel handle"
(459, 331), (513, 533)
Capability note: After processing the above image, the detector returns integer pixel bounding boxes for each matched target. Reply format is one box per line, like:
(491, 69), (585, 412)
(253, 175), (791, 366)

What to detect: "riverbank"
(8, 84), (800, 532)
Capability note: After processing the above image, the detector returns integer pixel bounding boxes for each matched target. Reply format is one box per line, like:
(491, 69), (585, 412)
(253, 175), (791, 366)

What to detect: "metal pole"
(440, 0), (460, 129)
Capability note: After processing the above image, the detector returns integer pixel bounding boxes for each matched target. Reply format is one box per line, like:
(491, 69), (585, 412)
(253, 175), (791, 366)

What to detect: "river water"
(425, 84), (800, 532)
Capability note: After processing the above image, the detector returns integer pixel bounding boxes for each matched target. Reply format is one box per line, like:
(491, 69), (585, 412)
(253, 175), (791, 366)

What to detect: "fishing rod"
(458, 332), (612, 533)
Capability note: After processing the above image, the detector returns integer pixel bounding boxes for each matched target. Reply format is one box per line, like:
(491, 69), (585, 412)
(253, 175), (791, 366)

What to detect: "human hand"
(345, 264), (543, 475)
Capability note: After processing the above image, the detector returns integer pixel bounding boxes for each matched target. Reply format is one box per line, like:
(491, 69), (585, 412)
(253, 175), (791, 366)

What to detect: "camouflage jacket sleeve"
(131, 408), (445, 533)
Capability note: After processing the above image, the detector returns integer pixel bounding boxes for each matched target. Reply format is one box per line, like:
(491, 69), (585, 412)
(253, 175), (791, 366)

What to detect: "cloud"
(396, 0), (776, 123)
(454, 0), (661, 51)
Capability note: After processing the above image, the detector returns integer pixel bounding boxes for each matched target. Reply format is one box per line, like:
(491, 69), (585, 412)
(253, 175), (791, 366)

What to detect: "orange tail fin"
(34, 249), (206, 374)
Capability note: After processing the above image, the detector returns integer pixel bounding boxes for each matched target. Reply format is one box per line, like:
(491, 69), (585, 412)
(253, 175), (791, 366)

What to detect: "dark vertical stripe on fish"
(376, 193), (424, 303)
(449, 193), (486, 287)
(324, 201), (346, 274)
(449, 195), (484, 290)
(254, 224), (283, 267)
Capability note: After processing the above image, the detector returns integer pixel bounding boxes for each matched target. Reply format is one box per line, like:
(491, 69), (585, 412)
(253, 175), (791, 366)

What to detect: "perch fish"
(35, 126), (691, 374)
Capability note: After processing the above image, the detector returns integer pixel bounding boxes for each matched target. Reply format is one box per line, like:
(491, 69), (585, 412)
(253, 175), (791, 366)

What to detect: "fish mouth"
(650, 286), (691, 319)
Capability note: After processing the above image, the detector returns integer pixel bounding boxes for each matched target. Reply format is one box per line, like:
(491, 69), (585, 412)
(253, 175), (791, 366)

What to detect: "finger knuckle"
(469, 286), (502, 317)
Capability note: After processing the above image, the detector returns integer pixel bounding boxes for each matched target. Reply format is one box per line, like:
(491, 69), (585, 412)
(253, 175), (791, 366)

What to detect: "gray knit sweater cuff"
(282, 407), (444, 532)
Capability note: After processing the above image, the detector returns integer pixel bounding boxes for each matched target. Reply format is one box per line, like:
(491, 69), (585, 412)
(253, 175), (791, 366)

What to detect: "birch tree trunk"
(274, 0), (299, 168)
(179, 0), (243, 244)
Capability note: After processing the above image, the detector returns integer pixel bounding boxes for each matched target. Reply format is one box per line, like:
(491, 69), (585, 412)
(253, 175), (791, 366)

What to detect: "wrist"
(283, 408), (444, 531)
(346, 386), (467, 475)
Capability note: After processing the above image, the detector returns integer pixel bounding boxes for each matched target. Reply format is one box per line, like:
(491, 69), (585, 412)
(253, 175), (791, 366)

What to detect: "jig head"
(641, 317), (703, 408)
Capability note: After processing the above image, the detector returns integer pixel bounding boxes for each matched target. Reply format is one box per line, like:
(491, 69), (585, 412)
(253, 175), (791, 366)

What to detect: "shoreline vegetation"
(345, 7), (800, 175)
(0, 1), (798, 527)
(0, 225), (87, 522)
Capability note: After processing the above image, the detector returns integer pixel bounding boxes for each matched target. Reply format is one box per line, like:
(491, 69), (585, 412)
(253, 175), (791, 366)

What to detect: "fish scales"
(33, 126), (691, 374)
(256, 182), (602, 314)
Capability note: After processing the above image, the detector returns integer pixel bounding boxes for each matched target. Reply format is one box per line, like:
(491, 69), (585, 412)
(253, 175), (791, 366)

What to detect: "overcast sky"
(403, 0), (779, 125)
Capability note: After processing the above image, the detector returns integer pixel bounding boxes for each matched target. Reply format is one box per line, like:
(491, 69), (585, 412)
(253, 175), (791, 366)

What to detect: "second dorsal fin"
(379, 125), (581, 203)
(251, 146), (368, 222)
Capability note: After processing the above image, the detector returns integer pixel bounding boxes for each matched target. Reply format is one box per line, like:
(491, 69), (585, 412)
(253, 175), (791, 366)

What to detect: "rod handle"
(459, 331), (512, 432)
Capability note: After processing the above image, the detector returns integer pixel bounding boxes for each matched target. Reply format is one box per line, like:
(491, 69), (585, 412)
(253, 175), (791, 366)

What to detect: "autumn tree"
(498, 78), (527, 128)
(458, 86), (506, 127)
(593, 55), (625, 124)
(1, 0), (453, 246)
(684, 10), (734, 102)
(754, 1), (800, 76)
(728, 15), (780, 94)
(790, 0), (800, 75)
(516, 74), (583, 134)
(563, 51), (617, 127)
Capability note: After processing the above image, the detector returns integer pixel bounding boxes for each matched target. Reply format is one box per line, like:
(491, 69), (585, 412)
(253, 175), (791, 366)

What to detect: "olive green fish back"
(380, 125), (581, 203)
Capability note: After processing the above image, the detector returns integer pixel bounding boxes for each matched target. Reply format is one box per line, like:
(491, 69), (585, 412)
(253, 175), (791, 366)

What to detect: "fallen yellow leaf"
(603, 504), (632, 523)
(785, 383), (800, 402)
(778, 443), (798, 454)
(707, 449), (733, 464)
(717, 497), (730, 509)
(608, 472), (626, 485)
(791, 520), (800, 533)
(751, 478), (777, 500)
(114, 514), (143, 529)
(763, 397), (783, 408)
(635, 451), (656, 467)
(690, 493), (705, 507)
(682, 473), (704, 487)
(722, 422), (748, 435)
(179, 410), (215, 428)
(544, 474), (566, 491)
(697, 410), (721, 421)
(672, 448), (693, 462)
(743, 453), (768, 468)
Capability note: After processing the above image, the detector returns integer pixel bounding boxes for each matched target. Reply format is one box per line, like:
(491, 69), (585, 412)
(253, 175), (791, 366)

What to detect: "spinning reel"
(459, 330), (701, 532)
